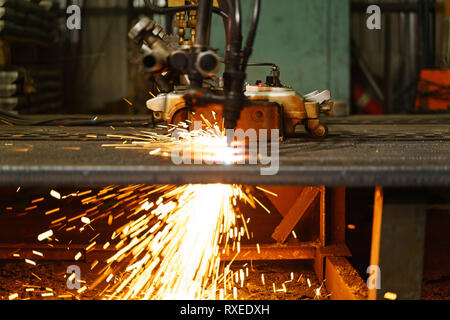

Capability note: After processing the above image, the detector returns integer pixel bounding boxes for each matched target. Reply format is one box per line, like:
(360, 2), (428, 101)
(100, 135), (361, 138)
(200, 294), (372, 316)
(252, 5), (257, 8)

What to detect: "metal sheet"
(0, 115), (449, 187)
(375, 188), (427, 300)
(0, 243), (317, 262)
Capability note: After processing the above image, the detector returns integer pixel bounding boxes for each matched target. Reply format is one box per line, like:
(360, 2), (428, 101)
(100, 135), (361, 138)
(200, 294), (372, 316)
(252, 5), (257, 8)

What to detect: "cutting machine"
(129, 0), (333, 140)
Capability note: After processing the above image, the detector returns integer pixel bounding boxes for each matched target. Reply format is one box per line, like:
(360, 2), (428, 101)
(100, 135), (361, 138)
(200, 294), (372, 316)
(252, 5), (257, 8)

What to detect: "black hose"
(234, 0), (241, 35)
(241, 0), (261, 72)
(195, 0), (214, 47)
(144, 0), (228, 19)
(226, 0), (242, 71)
(234, 0), (242, 50)
(221, 0), (246, 130)
(246, 62), (277, 67)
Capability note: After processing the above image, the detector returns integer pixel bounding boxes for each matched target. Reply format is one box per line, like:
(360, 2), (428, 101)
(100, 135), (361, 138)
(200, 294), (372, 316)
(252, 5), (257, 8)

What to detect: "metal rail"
(0, 115), (449, 187)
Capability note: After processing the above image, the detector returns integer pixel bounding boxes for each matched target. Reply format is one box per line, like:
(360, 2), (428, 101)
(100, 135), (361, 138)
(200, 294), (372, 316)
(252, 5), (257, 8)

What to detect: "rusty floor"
(0, 260), (328, 301)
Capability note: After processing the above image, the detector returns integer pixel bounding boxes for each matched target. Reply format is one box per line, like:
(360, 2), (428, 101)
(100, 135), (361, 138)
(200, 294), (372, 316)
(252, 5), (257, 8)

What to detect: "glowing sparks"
(31, 198), (45, 204)
(256, 186), (278, 197)
(384, 292), (398, 300)
(253, 197), (270, 214)
(68, 273), (76, 283)
(314, 281), (325, 299)
(100, 184), (245, 300)
(10, 180), (293, 301)
(25, 259), (36, 266)
(149, 148), (161, 155)
(106, 274), (114, 283)
(50, 190), (61, 200)
(81, 217), (91, 224)
(32, 250), (43, 257)
(74, 252), (82, 261)
(123, 98), (133, 106)
(103, 112), (245, 166)
(9, 293), (19, 300)
(31, 273), (42, 281)
(77, 286), (88, 294)
(45, 208), (60, 215)
(41, 292), (54, 298)
(28, 182), (257, 300)
(86, 242), (96, 252)
(38, 230), (53, 242)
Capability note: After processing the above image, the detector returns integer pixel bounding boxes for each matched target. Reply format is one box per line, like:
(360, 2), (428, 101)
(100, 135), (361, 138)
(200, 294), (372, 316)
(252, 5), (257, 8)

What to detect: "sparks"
(31, 183), (252, 300)
(16, 111), (282, 300)
(8, 293), (19, 300)
(384, 292), (398, 300)
(37, 230), (53, 242)
(32, 250), (43, 257)
(81, 217), (91, 224)
(103, 111), (245, 166)
(50, 190), (61, 200)
(25, 259), (36, 266)
(101, 184), (244, 300)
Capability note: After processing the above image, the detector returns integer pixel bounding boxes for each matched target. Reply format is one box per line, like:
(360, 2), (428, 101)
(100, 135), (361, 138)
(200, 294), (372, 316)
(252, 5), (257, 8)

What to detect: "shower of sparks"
(30, 183), (258, 300)
(5, 186), (328, 300)
(100, 184), (244, 300)
(3, 113), (328, 300)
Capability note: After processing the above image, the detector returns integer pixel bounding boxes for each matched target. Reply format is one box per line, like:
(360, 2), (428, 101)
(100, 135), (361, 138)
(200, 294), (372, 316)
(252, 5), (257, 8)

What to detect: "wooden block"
(272, 187), (320, 243)
(326, 257), (368, 300)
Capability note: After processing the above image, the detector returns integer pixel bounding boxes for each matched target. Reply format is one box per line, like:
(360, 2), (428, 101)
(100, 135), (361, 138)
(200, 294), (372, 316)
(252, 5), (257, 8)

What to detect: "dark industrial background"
(1, 0), (447, 117)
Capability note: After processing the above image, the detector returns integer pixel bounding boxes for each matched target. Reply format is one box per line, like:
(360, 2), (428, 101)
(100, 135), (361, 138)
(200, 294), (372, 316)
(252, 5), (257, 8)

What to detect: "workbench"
(0, 114), (449, 187)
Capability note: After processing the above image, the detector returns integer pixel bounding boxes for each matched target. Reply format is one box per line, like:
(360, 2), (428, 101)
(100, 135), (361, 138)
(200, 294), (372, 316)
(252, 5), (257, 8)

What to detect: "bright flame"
(103, 114), (245, 166)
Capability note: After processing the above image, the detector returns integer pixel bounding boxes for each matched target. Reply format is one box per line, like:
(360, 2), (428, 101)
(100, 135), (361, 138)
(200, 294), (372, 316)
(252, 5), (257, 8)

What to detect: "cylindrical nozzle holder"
(196, 51), (221, 77)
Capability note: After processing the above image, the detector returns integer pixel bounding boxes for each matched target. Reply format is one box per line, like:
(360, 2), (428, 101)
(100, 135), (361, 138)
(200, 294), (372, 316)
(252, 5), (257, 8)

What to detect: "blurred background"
(0, 0), (448, 117)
